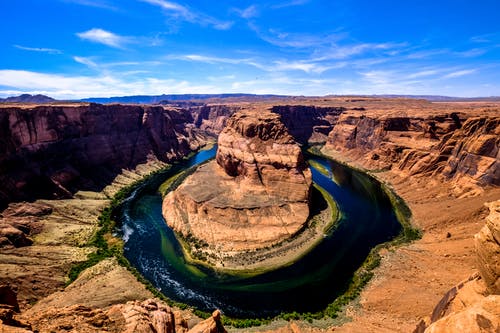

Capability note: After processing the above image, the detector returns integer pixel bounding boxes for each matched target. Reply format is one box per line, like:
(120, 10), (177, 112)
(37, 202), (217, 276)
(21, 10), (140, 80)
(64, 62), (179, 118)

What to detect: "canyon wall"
(0, 104), (207, 209)
(324, 111), (499, 192)
(272, 105), (344, 144)
(189, 104), (240, 135)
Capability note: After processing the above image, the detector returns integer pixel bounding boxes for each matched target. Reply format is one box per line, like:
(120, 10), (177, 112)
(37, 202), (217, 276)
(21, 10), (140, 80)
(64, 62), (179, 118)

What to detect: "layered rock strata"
(162, 109), (312, 256)
(272, 105), (344, 144)
(324, 111), (499, 194)
(0, 104), (208, 209)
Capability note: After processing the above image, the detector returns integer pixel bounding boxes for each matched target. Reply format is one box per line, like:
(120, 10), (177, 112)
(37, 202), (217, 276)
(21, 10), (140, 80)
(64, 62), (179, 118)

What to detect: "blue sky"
(1, 0), (499, 99)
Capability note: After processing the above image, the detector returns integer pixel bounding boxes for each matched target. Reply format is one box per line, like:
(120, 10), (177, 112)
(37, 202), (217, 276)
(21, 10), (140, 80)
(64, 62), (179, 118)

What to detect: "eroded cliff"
(324, 109), (499, 195)
(162, 109), (312, 264)
(0, 104), (211, 209)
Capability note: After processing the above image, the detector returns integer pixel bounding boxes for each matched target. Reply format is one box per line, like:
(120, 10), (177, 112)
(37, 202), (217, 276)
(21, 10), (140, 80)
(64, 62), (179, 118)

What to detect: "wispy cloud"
(174, 53), (334, 73)
(407, 69), (439, 79)
(13, 45), (62, 54)
(178, 54), (246, 64)
(249, 23), (345, 48)
(270, 60), (335, 73)
(140, 0), (233, 30)
(60, 0), (117, 10)
(234, 5), (259, 19)
(76, 28), (130, 48)
(0, 69), (219, 99)
(73, 56), (98, 68)
(314, 42), (408, 60)
(470, 33), (498, 44)
(456, 48), (488, 57)
(442, 69), (477, 79)
(272, 0), (310, 9)
(406, 49), (449, 59)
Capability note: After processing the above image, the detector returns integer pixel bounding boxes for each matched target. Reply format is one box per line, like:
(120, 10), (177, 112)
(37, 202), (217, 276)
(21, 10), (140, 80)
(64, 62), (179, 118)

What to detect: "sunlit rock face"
(325, 111), (499, 196)
(162, 109), (312, 253)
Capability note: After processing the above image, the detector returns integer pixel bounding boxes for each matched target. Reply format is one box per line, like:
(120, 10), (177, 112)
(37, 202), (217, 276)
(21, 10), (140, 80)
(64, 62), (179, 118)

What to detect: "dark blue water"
(120, 146), (402, 318)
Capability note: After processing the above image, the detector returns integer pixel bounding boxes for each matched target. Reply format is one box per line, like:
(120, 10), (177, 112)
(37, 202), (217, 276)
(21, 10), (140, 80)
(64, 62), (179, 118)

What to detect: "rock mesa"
(162, 109), (312, 257)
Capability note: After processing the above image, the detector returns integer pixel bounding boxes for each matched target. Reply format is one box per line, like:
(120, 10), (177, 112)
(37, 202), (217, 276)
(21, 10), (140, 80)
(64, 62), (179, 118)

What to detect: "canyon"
(0, 97), (498, 332)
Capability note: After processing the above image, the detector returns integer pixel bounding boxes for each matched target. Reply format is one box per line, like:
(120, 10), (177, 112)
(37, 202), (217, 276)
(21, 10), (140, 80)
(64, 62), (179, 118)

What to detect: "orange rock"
(425, 295), (500, 333)
(163, 110), (312, 255)
(475, 200), (500, 294)
(187, 310), (226, 333)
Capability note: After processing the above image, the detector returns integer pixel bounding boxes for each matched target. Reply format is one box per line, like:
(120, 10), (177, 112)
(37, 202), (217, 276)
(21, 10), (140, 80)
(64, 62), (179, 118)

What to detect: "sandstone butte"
(162, 109), (313, 266)
(0, 98), (499, 333)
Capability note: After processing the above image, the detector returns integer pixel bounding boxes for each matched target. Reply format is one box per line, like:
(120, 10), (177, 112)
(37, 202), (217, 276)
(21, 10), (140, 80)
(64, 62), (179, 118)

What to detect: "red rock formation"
(0, 104), (204, 209)
(163, 109), (312, 257)
(443, 117), (500, 187)
(415, 200), (500, 332)
(1, 298), (227, 333)
(325, 111), (499, 192)
(189, 105), (240, 136)
(475, 200), (500, 294)
(0, 202), (52, 248)
(271, 105), (344, 144)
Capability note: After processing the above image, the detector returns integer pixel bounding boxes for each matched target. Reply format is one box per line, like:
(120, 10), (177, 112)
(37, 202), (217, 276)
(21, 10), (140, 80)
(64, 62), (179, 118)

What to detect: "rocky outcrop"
(3, 298), (226, 333)
(475, 200), (500, 294)
(0, 104), (205, 209)
(424, 294), (500, 333)
(0, 202), (52, 248)
(416, 200), (500, 332)
(325, 111), (499, 192)
(106, 299), (189, 333)
(187, 310), (226, 333)
(163, 109), (312, 258)
(443, 117), (499, 188)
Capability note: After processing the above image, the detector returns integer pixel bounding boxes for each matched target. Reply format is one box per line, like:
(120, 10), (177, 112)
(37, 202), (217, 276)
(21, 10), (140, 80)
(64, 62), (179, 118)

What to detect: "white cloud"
(271, 60), (333, 73)
(250, 24), (344, 48)
(174, 53), (336, 73)
(0, 70), (220, 99)
(140, 0), (233, 30)
(456, 48), (487, 57)
(470, 33), (498, 44)
(179, 54), (245, 64)
(73, 56), (98, 68)
(314, 42), (408, 60)
(60, 0), (117, 10)
(407, 69), (439, 79)
(442, 69), (477, 79)
(13, 45), (62, 54)
(235, 5), (259, 19)
(406, 49), (449, 59)
(272, 0), (310, 9)
(76, 28), (130, 48)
